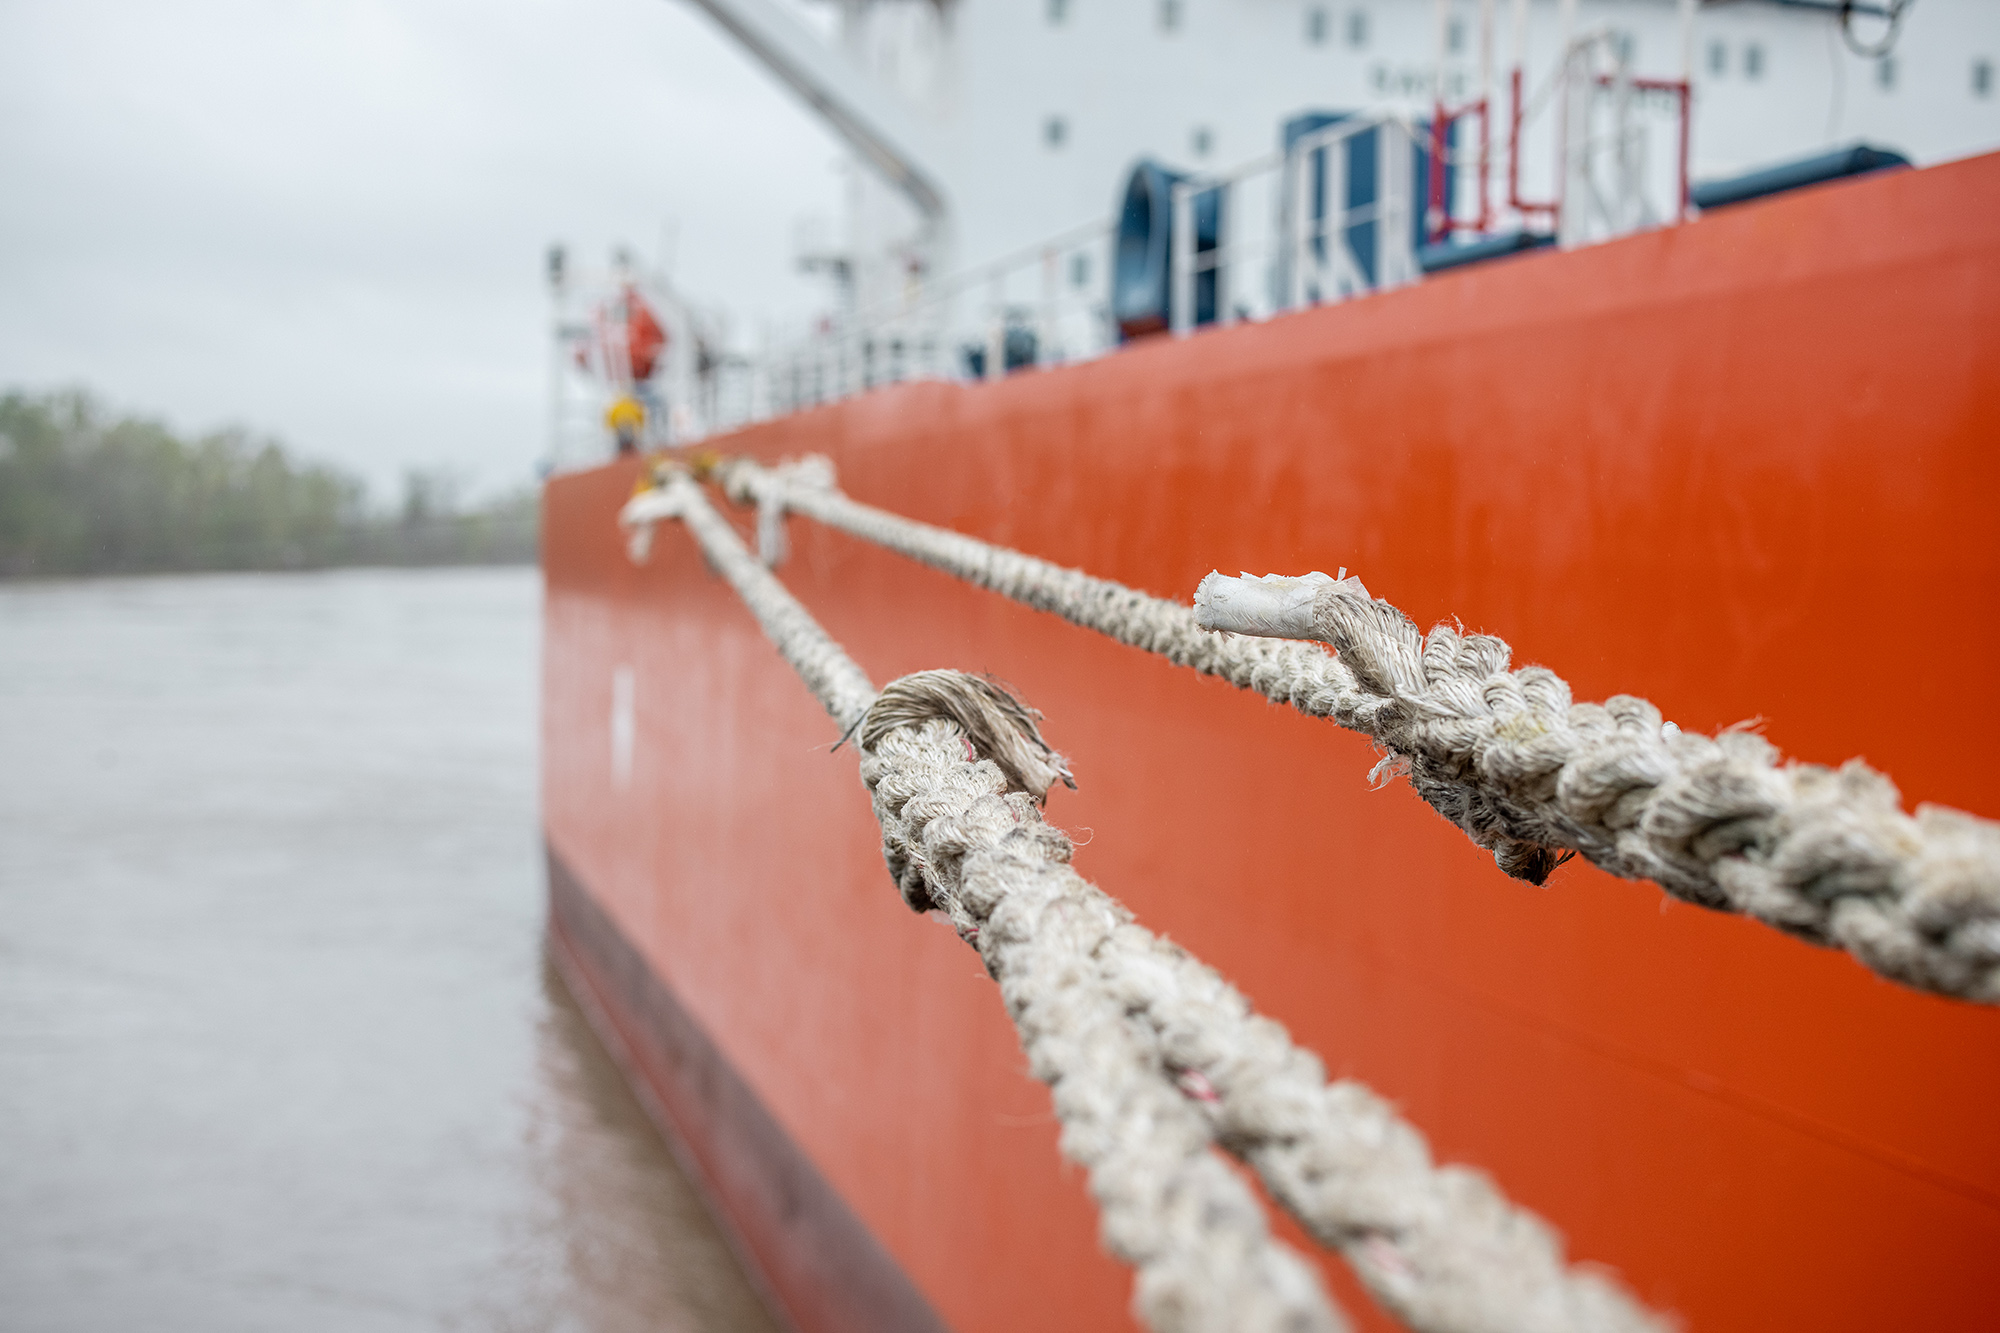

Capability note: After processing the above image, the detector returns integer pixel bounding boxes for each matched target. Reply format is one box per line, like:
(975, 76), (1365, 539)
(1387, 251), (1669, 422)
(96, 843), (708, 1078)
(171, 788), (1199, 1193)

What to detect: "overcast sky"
(0, 0), (847, 500)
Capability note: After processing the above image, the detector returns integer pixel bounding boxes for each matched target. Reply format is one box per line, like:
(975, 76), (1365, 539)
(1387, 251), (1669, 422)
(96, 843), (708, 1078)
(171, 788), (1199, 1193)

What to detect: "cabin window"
(1070, 253), (1090, 288)
(1044, 115), (1068, 148)
(1305, 6), (1328, 45)
(1159, 0), (1182, 33)
(1975, 58), (1993, 97)
(1742, 43), (1764, 80)
(1447, 16), (1466, 55)
(1191, 126), (1213, 158)
(1877, 55), (1897, 91)
(1346, 9), (1369, 49)
(1706, 40), (1726, 76)
(1048, 0), (1068, 25)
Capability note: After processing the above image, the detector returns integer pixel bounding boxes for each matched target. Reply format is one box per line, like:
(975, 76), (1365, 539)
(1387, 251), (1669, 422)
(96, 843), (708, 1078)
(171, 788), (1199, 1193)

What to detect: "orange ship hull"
(541, 151), (2000, 1332)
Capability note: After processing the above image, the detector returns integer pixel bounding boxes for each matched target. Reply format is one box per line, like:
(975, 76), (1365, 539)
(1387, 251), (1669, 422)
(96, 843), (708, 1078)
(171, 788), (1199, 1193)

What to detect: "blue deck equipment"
(1691, 143), (1910, 212)
(1417, 230), (1555, 274)
(1112, 160), (1223, 341)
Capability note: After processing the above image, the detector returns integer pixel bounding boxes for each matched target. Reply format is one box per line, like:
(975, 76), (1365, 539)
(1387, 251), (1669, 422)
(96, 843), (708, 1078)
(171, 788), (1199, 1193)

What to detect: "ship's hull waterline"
(541, 152), (2000, 1333)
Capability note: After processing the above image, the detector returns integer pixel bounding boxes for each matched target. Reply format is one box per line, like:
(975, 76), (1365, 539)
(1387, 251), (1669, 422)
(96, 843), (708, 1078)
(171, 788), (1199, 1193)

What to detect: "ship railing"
(744, 39), (1689, 427)
(1167, 114), (1424, 339)
(760, 218), (1117, 418)
(1553, 28), (1690, 246)
(759, 117), (1432, 406)
(1496, 26), (1689, 243)
(1285, 116), (1425, 306)
(1160, 43), (1687, 341)
(649, 0), (1703, 448)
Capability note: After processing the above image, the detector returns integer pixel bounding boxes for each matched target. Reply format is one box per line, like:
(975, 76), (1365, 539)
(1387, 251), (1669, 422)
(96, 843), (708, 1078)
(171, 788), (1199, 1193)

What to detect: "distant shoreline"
(3, 388), (540, 580)
(0, 511), (539, 580)
(0, 553), (540, 584)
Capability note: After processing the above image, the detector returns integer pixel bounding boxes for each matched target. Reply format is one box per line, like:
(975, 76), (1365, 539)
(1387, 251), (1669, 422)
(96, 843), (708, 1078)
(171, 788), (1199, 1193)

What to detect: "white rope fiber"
(718, 456), (2000, 1004)
(623, 474), (1342, 1333)
(621, 475), (1669, 1333)
(622, 481), (875, 732)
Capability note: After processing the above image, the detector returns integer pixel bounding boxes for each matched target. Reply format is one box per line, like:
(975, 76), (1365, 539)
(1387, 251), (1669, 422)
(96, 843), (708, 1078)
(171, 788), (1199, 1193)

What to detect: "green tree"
(0, 389), (536, 576)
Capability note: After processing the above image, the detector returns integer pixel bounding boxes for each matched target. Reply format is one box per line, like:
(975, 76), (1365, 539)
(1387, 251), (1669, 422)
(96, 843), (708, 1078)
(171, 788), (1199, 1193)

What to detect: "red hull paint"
(542, 152), (2000, 1332)
(545, 850), (948, 1333)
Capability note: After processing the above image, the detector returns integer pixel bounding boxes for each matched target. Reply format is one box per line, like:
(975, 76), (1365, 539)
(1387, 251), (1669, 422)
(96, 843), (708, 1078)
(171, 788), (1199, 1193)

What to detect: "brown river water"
(0, 567), (779, 1333)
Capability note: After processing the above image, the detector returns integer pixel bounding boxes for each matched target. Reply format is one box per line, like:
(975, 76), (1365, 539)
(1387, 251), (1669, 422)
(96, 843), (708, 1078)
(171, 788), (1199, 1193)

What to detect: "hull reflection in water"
(519, 956), (782, 1333)
(0, 569), (776, 1333)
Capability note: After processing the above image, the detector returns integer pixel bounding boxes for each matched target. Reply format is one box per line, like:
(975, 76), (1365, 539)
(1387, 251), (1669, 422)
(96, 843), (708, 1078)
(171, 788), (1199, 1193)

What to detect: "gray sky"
(0, 0), (846, 501)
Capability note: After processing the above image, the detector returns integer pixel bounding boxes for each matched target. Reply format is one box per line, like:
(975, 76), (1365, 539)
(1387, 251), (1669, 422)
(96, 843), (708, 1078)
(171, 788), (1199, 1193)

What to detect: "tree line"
(0, 390), (537, 577)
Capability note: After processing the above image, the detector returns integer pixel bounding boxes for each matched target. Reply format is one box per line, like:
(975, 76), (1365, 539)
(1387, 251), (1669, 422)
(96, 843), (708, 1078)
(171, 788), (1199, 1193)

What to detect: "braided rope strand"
(623, 475), (1669, 1333)
(622, 481), (876, 732)
(1208, 574), (2000, 1003)
(868, 709), (1664, 1333)
(719, 457), (2000, 1004)
(621, 475), (1346, 1333)
(864, 713), (1347, 1333)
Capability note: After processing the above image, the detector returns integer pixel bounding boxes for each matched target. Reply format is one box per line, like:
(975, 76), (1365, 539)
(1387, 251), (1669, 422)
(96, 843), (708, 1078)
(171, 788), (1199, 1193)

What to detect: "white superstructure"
(550, 0), (1998, 459)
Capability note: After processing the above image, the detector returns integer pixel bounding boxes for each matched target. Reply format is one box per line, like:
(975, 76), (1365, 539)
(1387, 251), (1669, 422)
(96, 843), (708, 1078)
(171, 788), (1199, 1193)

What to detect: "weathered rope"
(621, 476), (1669, 1333)
(1195, 571), (2000, 1002)
(622, 481), (876, 733)
(621, 474), (1345, 1333)
(718, 456), (2000, 1004)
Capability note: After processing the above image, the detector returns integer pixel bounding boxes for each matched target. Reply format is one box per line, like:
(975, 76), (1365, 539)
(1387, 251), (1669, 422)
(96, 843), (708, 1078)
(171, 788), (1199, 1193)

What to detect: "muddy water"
(0, 568), (780, 1333)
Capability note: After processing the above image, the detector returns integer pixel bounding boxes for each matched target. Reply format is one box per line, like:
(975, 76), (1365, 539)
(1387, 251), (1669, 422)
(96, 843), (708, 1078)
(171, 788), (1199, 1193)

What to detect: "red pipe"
(1428, 100), (1449, 244)
(1508, 66), (1559, 218)
(1512, 65), (1692, 225)
(1476, 91), (1493, 233)
(1428, 96), (1497, 244)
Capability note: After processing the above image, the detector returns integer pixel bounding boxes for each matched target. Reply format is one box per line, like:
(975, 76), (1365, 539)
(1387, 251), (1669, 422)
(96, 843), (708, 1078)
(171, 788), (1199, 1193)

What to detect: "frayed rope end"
(859, 669), (1077, 801)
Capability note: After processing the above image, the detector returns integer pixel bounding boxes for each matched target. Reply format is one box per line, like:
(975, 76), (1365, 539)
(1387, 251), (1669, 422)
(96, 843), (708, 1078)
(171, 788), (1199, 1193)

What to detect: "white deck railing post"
(1170, 180), (1196, 337)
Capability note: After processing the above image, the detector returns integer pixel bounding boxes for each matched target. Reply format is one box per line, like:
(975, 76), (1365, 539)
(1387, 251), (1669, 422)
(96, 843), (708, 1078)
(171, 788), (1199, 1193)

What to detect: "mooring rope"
(621, 475), (1667, 1333)
(624, 474), (1339, 1333)
(624, 481), (875, 732)
(717, 455), (2000, 1005)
